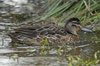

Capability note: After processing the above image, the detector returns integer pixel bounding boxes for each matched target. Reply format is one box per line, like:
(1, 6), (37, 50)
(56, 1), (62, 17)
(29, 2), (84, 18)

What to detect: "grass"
(41, 0), (100, 26)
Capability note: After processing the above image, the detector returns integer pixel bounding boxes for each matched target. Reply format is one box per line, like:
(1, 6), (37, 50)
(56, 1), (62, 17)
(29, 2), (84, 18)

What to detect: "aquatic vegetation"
(66, 51), (100, 66)
(40, 37), (50, 55)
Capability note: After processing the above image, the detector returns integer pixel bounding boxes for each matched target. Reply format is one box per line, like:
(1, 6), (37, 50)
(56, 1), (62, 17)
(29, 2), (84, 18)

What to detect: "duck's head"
(64, 18), (92, 35)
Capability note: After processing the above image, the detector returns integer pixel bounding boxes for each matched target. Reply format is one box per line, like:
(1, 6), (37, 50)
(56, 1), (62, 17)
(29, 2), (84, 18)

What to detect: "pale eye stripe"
(72, 21), (77, 22)
(72, 21), (78, 23)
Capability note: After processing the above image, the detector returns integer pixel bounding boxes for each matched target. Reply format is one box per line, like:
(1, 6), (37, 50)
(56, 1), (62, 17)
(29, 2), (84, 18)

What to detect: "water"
(0, 31), (99, 66)
(0, 0), (100, 65)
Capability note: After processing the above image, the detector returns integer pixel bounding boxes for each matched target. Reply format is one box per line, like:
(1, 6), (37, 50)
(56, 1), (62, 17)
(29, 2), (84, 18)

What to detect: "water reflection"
(0, 31), (99, 66)
(0, 56), (68, 66)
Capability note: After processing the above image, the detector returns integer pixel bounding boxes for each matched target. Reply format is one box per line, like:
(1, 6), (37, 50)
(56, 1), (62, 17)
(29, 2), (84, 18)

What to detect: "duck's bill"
(75, 24), (93, 32)
(81, 27), (92, 32)
(76, 24), (93, 32)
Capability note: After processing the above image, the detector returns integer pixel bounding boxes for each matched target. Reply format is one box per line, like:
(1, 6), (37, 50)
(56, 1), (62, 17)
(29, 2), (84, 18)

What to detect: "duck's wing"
(8, 22), (67, 45)
(14, 22), (65, 36)
(8, 22), (54, 38)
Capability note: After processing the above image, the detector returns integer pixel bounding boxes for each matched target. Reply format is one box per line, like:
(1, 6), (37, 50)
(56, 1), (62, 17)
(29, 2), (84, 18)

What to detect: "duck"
(8, 17), (92, 46)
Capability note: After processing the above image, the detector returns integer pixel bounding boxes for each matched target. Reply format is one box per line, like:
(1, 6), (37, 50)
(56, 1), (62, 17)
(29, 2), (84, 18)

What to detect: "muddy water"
(0, 0), (100, 66)
(0, 31), (100, 66)
(0, 34), (67, 66)
(0, 56), (67, 66)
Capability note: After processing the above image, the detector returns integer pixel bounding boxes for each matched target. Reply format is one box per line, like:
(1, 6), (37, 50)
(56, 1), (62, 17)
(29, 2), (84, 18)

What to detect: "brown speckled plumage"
(8, 18), (82, 45)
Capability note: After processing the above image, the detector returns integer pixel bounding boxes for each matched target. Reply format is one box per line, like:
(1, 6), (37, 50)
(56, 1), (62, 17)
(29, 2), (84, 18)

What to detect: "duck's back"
(8, 22), (67, 45)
